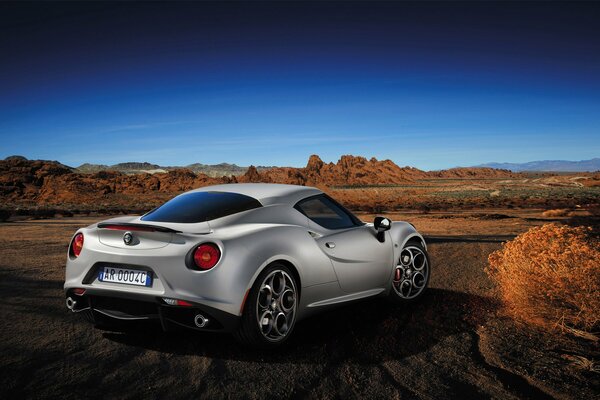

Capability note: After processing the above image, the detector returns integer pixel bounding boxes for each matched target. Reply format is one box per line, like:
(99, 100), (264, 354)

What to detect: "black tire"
(388, 241), (430, 304)
(234, 263), (299, 348)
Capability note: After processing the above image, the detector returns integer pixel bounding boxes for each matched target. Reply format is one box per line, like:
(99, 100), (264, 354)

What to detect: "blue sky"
(1, 2), (599, 170)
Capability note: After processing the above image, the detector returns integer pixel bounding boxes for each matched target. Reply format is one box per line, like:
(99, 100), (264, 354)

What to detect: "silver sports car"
(65, 183), (430, 347)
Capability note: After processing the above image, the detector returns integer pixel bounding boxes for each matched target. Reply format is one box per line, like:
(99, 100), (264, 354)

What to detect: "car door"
(295, 195), (394, 294)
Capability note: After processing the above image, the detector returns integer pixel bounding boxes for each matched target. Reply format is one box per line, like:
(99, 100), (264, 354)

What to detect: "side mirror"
(373, 217), (391, 242)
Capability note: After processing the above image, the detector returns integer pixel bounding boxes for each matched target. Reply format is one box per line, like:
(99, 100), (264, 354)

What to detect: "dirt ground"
(0, 210), (598, 399)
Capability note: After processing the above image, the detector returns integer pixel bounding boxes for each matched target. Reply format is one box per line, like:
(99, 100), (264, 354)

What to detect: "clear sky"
(1, 1), (599, 170)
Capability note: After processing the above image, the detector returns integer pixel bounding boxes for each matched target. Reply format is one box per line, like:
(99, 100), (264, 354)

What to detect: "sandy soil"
(0, 211), (597, 399)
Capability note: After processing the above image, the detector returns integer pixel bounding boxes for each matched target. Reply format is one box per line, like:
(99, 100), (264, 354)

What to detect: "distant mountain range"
(74, 157), (600, 174)
(76, 161), (275, 177)
(476, 158), (600, 172)
(4, 155), (598, 175)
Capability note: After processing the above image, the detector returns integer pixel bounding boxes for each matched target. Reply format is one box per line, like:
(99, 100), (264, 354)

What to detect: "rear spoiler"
(97, 222), (181, 233)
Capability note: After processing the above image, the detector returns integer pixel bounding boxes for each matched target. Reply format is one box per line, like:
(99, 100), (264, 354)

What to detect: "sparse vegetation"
(543, 209), (570, 217)
(487, 224), (600, 338)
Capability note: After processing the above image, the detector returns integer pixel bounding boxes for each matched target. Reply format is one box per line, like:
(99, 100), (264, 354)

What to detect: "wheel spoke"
(280, 288), (295, 313)
(400, 280), (412, 297)
(274, 312), (288, 335)
(258, 284), (272, 309)
(412, 271), (425, 289)
(260, 311), (273, 335)
(412, 252), (425, 271)
(270, 271), (285, 296)
(400, 248), (413, 266)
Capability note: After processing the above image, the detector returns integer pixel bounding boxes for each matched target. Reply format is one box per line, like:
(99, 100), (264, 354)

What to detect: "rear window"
(141, 191), (262, 223)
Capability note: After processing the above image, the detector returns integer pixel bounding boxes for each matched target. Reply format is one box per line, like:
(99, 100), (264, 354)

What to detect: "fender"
(383, 221), (427, 293)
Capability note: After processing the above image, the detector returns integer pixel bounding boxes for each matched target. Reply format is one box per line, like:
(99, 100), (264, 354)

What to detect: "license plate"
(98, 266), (152, 287)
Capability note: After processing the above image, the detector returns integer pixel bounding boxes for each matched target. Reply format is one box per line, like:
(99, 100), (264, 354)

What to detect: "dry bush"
(542, 208), (570, 217)
(567, 210), (592, 217)
(487, 224), (600, 337)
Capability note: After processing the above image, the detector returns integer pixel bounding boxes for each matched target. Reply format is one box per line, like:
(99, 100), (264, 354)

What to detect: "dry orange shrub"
(542, 209), (570, 217)
(487, 224), (600, 336)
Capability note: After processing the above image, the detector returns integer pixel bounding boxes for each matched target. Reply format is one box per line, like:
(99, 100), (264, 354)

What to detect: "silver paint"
(64, 183), (427, 324)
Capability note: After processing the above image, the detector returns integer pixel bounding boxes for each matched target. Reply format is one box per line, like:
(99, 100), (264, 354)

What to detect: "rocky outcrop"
(0, 155), (520, 210)
(249, 154), (430, 186)
(4, 155), (28, 162)
(239, 166), (268, 183)
(428, 167), (517, 179)
(306, 154), (324, 172)
(0, 157), (234, 206)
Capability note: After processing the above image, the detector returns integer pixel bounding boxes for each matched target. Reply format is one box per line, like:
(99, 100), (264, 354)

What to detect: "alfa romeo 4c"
(65, 184), (429, 347)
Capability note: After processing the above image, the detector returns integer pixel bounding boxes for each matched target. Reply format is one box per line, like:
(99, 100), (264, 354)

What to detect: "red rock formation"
(258, 154), (430, 186)
(428, 167), (517, 179)
(238, 166), (270, 183)
(0, 155), (520, 211)
(582, 172), (600, 187)
(0, 157), (234, 206)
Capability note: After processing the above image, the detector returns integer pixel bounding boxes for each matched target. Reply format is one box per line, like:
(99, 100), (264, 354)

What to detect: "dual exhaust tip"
(194, 313), (209, 328)
(66, 297), (76, 311)
(163, 297), (210, 328)
(67, 295), (209, 329)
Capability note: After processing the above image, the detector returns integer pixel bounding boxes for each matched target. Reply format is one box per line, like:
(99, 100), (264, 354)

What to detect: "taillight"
(193, 243), (221, 270)
(71, 233), (84, 257)
(162, 298), (193, 307)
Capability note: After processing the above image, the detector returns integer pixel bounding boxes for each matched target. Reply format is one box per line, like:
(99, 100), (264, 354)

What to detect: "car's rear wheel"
(234, 263), (298, 348)
(389, 242), (430, 303)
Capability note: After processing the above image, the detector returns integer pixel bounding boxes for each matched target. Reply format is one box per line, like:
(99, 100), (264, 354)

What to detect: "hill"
(477, 158), (600, 172)
(76, 161), (274, 177)
(0, 154), (533, 213)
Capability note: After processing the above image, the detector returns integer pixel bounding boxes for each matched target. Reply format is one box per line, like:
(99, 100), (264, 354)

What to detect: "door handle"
(325, 242), (336, 249)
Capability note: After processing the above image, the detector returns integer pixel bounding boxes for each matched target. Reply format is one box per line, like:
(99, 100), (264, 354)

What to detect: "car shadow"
(0, 270), (67, 319)
(102, 288), (498, 365)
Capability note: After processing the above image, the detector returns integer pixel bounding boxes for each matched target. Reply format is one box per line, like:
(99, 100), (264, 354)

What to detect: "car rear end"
(64, 219), (251, 333)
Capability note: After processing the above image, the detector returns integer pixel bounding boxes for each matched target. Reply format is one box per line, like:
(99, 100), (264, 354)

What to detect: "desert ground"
(0, 208), (597, 399)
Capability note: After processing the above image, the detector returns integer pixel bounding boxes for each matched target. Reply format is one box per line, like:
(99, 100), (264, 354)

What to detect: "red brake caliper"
(394, 268), (402, 285)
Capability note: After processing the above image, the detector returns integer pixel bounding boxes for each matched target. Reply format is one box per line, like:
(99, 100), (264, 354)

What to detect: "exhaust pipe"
(66, 297), (76, 311)
(194, 313), (209, 328)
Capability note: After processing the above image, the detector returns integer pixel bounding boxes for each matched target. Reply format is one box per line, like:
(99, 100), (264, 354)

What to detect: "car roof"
(190, 183), (323, 206)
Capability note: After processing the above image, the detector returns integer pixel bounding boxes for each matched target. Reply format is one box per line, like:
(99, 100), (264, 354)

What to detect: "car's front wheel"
(234, 263), (298, 348)
(389, 242), (430, 303)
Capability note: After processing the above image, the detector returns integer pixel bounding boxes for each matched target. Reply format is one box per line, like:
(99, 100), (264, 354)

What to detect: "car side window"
(296, 195), (358, 230)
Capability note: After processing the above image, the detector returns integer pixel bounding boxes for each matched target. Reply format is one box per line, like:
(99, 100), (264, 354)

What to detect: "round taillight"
(72, 233), (84, 257)
(193, 243), (221, 270)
